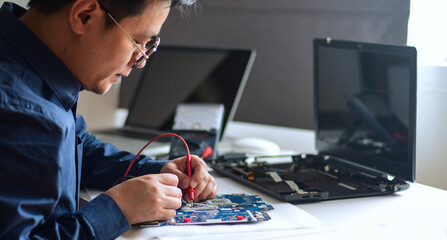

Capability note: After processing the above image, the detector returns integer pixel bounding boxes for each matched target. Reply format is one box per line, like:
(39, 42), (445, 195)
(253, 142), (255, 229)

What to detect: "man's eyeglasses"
(98, 1), (161, 69)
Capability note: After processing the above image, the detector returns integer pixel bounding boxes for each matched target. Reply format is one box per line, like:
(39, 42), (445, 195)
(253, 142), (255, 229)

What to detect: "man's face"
(76, 0), (170, 94)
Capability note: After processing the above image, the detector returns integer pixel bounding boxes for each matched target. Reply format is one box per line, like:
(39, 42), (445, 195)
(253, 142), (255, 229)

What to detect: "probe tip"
(187, 187), (195, 201)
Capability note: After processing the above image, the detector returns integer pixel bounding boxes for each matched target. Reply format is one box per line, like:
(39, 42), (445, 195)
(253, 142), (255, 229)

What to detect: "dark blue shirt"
(0, 2), (167, 239)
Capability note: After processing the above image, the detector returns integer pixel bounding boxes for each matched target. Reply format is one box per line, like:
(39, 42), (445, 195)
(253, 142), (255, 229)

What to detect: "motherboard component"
(137, 193), (273, 227)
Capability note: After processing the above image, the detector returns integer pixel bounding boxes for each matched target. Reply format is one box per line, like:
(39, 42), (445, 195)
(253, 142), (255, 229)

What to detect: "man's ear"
(69, 0), (102, 35)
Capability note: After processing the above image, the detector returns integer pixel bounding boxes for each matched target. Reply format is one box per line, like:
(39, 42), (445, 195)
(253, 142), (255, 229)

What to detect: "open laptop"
(211, 38), (417, 203)
(95, 46), (256, 147)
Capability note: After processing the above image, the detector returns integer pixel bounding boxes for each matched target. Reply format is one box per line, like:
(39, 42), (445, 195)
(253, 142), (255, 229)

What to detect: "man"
(0, 0), (217, 239)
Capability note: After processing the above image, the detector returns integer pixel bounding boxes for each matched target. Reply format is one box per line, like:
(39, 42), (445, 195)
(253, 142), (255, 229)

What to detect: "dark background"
(119, 0), (410, 130)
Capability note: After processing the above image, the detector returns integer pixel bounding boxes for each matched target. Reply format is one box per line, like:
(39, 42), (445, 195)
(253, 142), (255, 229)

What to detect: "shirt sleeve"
(0, 96), (130, 239)
(76, 115), (169, 190)
(78, 193), (130, 239)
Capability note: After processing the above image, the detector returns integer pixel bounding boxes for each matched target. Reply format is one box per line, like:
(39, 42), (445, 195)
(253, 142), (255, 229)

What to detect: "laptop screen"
(313, 39), (417, 181)
(125, 46), (255, 138)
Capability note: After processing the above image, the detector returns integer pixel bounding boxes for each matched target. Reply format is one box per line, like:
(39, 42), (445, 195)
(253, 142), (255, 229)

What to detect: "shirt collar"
(0, 2), (81, 111)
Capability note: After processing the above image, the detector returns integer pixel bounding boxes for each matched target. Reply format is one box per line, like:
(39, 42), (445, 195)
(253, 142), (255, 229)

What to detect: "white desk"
(114, 175), (447, 240)
(96, 121), (447, 239)
(296, 183), (447, 239)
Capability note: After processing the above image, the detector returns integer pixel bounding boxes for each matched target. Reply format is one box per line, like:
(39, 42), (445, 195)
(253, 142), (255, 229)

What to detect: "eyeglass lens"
(132, 36), (160, 69)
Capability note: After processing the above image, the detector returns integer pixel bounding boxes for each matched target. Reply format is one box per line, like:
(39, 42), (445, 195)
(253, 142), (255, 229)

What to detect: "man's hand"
(161, 155), (218, 202)
(105, 174), (182, 225)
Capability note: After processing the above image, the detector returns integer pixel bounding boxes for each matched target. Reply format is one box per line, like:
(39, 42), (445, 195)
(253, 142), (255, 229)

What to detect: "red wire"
(121, 132), (196, 201)
(121, 133), (191, 183)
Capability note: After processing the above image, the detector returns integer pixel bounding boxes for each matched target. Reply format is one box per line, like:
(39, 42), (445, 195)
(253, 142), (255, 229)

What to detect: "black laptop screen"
(125, 46), (254, 136)
(314, 39), (417, 181)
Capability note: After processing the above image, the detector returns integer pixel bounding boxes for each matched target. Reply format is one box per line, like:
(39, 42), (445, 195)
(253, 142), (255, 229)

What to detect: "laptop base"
(210, 153), (409, 203)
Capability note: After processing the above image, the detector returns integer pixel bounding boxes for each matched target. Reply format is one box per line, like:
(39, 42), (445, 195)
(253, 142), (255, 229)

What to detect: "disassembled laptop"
(210, 154), (410, 203)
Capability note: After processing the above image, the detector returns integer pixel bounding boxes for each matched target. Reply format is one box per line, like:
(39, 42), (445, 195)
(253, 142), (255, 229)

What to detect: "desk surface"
(115, 175), (447, 240)
(95, 121), (447, 239)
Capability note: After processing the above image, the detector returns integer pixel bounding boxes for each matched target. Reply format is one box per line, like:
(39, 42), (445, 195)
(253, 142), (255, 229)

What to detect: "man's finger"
(162, 195), (183, 210)
(164, 185), (183, 199)
(166, 169), (190, 189)
(195, 176), (217, 201)
(155, 173), (179, 186)
(189, 156), (208, 188)
(190, 167), (209, 189)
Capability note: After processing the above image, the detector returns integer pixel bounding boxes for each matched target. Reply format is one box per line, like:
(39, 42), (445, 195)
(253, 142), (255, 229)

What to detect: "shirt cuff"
(136, 159), (169, 175)
(78, 193), (130, 239)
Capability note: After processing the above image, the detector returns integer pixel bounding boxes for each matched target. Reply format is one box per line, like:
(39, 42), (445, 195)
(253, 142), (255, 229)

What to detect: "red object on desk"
(121, 133), (195, 201)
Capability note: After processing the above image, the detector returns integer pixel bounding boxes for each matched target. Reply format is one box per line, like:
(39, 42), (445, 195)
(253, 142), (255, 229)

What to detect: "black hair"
(28, 0), (196, 26)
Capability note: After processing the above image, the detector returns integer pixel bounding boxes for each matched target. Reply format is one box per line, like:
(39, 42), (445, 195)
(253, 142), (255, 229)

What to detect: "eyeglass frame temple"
(104, 12), (149, 61)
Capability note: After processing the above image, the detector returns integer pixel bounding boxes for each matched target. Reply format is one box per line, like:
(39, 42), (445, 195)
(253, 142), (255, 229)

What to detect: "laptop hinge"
(320, 154), (397, 181)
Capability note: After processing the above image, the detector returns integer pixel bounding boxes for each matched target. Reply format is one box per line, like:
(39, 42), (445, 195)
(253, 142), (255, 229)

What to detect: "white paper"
(116, 177), (322, 240)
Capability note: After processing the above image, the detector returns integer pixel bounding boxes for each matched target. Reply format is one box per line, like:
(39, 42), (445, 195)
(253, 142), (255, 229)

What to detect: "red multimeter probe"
(122, 133), (195, 201)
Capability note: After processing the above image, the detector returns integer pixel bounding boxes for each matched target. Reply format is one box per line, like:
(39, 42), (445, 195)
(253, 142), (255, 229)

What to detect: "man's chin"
(85, 82), (114, 95)
(89, 77), (121, 95)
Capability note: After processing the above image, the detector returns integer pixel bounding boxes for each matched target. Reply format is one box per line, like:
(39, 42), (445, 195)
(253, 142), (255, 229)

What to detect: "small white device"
(170, 103), (225, 160)
(173, 103), (225, 132)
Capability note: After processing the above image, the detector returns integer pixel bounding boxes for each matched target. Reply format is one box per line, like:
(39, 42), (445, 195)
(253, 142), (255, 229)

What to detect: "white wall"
(77, 83), (122, 131)
(408, 0), (447, 190)
(416, 66), (447, 190)
(407, 0), (447, 67)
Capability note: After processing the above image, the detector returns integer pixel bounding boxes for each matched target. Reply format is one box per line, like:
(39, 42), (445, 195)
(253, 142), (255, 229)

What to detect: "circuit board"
(137, 193), (273, 227)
